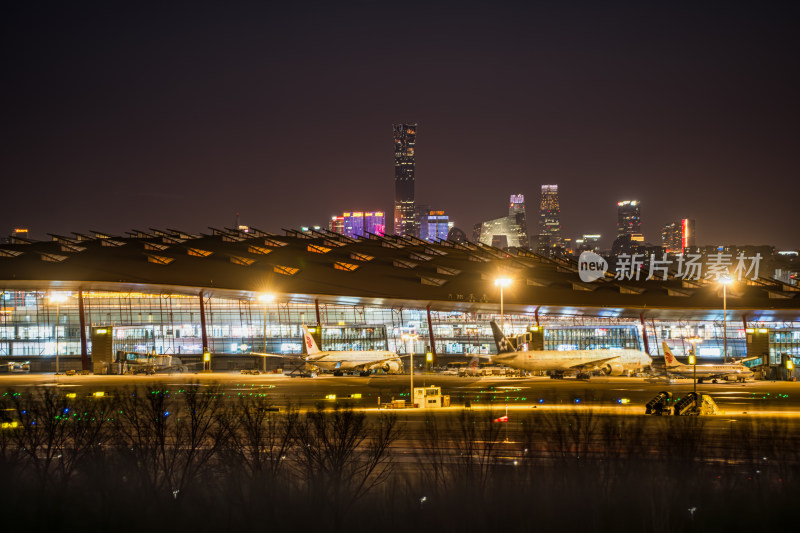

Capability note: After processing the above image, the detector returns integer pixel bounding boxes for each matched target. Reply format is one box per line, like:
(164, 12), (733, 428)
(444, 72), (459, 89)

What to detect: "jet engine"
(602, 362), (626, 376)
(381, 359), (402, 374)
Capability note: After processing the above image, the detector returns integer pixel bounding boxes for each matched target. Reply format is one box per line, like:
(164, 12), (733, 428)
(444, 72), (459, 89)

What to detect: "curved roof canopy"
(1, 228), (798, 321)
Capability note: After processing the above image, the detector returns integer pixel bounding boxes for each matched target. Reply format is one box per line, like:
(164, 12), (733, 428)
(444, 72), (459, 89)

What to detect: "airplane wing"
(567, 356), (620, 371)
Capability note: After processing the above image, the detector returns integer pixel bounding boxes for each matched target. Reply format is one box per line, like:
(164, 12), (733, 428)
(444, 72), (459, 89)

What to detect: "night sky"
(3, 1), (798, 249)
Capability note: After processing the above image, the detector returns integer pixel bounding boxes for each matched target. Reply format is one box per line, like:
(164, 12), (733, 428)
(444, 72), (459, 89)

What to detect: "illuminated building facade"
(329, 212), (385, 238)
(662, 218), (696, 253)
(393, 123), (417, 237)
(576, 234), (602, 253)
(537, 185), (561, 255)
(475, 194), (529, 249)
(329, 216), (344, 235)
(617, 200), (642, 240)
(0, 228), (798, 371)
(418, 210), (450, 242)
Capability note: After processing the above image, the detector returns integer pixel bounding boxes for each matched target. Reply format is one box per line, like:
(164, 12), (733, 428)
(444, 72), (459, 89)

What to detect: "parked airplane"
(118, 352), (197, 374)
(489, 321), (652, 379)
(458, 356), (512, 377)
(301, 325), (403, 376)
(662, 342), (753, 383)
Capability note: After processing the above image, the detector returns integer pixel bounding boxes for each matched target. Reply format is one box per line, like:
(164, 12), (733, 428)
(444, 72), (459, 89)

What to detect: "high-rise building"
(363, 212), (386, 236)
(576, 234), (602, 253)
(329, 211), (385, 238)
(329, 216), (345, 235)
(475, 194), (529, 250)
(508, 194), (529, 248)
(393, 123), (417, 237)
(617, 200), (642, 240)
(661, 218), (695, 253)
(537, 185), (561, 254)
(418, 210), (450, 242)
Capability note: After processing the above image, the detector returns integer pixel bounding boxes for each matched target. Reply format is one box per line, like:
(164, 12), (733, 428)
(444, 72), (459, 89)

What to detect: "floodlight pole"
(404, 334), (417, 408)
(692, 338), (697, 396)
(722, 283), (728, 364)
(263, 303), (268, 372)
(55, 301), (61, 375)
(500, 285), (505, 332)
(494, 278), (512, 333)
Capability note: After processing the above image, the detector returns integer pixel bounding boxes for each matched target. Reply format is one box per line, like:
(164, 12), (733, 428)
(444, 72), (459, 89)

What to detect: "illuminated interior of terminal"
(2, 290), (798, 366)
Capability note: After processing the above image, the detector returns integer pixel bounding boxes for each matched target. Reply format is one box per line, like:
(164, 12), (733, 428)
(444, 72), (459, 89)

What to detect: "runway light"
(325, 394), (336, 400)
(351, 393), (362, 399)
(93, 391), (104, 397)
(66, 392), (77, 399)
(618, 398), (630, 404)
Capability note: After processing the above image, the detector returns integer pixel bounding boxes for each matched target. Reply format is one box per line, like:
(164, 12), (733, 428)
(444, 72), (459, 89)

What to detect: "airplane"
(489, 321), (652, 379)
(459, 356), (483, 377)
(118, 352), (199, 374)
(457, 356), (513, 377)
(300, 324), (404, 376)
(662, 342), (753, 383)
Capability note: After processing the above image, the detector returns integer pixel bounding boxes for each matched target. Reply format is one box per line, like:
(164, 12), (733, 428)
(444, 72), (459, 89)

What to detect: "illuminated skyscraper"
(329, 216), (344, 235)
(537, 185), (561, 254)
(508, 194), (529, 248)
(393, 123), (417, 237)
(661, 218), (695, 253)
(617, 200), (642, 240)
(475, 194), (529, 249)
(330, 212), (385, 238)
(363, 212), (386, 236)
(418, 210), (450, 242)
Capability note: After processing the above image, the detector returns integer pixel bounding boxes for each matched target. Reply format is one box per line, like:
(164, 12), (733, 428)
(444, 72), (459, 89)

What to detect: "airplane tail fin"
(490, 321), (516, 355)
(302, 325), (321, 355)
(662, 342), (681, 368)
(468, 355), (480, 370)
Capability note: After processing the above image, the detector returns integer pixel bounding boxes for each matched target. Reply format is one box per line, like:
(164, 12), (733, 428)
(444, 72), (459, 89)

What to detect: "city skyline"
(3, 3), (798, 249)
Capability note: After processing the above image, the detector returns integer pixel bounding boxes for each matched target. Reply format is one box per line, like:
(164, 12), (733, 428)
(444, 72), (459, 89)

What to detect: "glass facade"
(617, 200), (642, 238)
(538, 185), (561, 252)
(393, 123), (417, 237)
(544, 325), (641, 351)
(769, 330), (800, 361)
(2, 289), (797, 365)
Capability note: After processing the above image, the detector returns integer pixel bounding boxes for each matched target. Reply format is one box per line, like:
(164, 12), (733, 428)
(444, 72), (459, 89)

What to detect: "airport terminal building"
(1, 227), (799, 372)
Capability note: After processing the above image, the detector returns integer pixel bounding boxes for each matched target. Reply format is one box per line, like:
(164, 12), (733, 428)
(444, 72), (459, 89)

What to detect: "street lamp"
(402, 333), (418, 408)
(49, 293), (68, 375)
(494, 277), (512, 332)
(687, 336), (702, 396)
(719, 275), (733, 363)
(258, 293), (275, 372)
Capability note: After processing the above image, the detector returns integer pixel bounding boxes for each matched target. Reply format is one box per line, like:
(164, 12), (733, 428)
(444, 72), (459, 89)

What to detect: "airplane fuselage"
(308, 350), (401, 371)
(666, 363), (753, 381)
(493, 348), (651, 373)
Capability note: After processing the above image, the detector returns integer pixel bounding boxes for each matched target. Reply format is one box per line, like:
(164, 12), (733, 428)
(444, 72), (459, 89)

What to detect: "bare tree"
(292, 405), (400, 529)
